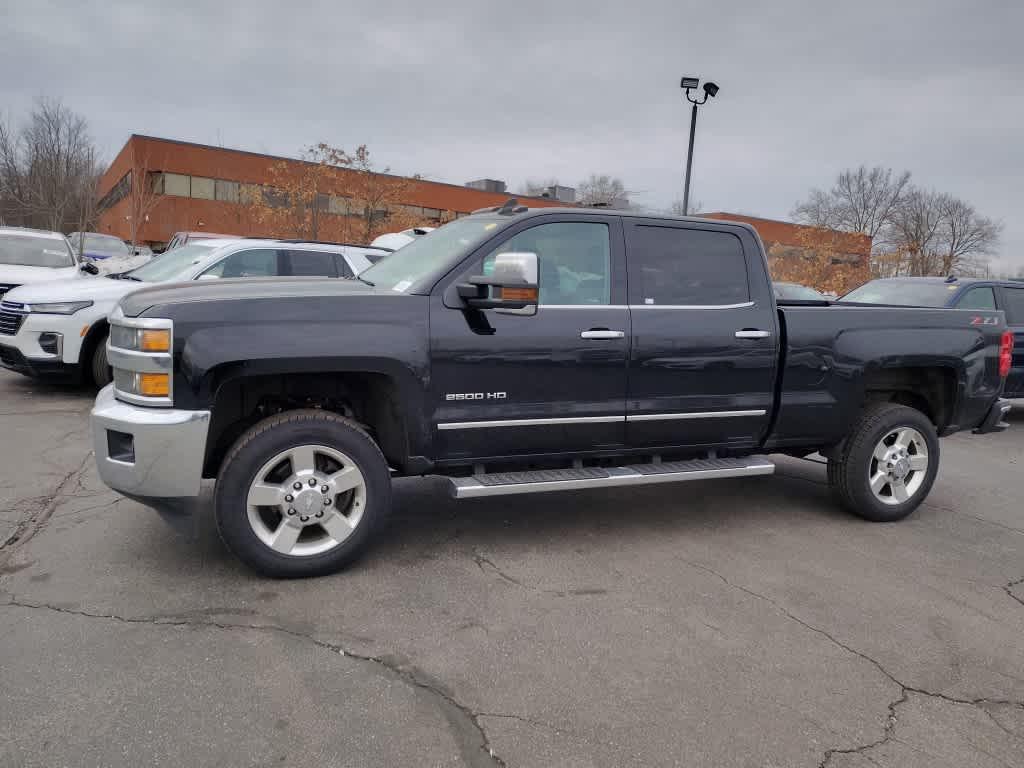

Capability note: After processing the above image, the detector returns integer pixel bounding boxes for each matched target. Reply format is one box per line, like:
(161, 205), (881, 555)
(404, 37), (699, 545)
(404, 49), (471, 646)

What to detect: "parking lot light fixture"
(681, 76), (720, 216)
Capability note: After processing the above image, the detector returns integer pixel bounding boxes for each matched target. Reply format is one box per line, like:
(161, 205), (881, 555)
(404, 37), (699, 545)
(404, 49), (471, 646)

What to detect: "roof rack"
(275, 239), (391, 251)
(470, 198), (530, 216)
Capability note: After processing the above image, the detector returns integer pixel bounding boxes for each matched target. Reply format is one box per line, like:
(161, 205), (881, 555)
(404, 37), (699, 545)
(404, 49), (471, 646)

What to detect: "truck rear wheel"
(828, 402), (939, 522)
(214, 409), (391, 578)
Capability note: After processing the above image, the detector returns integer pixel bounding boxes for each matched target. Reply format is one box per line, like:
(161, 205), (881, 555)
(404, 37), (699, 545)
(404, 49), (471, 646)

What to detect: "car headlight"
(24, 300), (93, 315)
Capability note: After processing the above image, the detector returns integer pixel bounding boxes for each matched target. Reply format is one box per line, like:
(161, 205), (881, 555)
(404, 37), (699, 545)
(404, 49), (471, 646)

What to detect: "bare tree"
(125, 154), (162, 250)
(793, 166), (911, 244)
(0, 99), (101, 232)
(577, 174), (628, 208)
(883, 188), (1001, 277)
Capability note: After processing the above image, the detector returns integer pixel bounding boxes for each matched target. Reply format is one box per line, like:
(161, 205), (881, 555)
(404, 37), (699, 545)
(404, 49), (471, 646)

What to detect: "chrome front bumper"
(91, 384), (211, 498)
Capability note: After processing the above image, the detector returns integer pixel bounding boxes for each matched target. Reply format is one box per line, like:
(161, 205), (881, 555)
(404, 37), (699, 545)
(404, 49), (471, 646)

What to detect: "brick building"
(96, 135), (562, 248)
(700, 212), (872, 266)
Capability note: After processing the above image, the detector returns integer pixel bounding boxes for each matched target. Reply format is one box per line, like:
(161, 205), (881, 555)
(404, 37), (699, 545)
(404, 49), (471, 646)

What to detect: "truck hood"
(0, 264), (80, 286)
(121, 277), (380, 317)
(3, 273), (142, 304)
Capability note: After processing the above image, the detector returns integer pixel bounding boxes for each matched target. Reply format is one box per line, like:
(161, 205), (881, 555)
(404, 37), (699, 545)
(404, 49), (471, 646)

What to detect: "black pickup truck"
(90, 206), (1014, 577)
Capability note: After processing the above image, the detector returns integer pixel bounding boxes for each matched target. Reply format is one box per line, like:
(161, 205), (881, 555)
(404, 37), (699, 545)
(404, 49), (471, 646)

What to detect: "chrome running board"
(448, 455), (775, 499)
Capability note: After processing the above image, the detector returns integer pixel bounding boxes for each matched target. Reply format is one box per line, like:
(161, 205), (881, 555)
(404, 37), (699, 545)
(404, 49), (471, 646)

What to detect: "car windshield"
(358, 216), (504, 291)
(775, 282), (825, 300)
(71, 233), (130, 258)
(125, 243), (218, 282)
(0, 233), (74, 268)
(840, 279), (959, 307)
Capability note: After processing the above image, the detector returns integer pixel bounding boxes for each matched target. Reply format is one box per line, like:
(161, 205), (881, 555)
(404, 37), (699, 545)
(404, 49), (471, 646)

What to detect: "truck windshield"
(358, 217), (504, 292)
(124, 243), (218, 282)
(840, 279), (959, 307)
(0, 233), (74, 268)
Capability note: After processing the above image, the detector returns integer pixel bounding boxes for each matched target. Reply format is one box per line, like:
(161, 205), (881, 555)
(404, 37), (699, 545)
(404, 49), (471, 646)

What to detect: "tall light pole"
(680, 76), (719, 216)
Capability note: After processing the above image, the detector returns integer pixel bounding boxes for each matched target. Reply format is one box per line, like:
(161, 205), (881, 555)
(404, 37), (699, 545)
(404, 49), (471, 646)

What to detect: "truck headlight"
(24, 300), (93, 315)
(107, 307), (173, 407)
(109, 325), (171, 353)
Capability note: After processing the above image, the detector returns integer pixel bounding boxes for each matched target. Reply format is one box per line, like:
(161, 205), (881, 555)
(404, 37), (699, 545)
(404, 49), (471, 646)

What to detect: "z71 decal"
(970, 316), (1000, 326)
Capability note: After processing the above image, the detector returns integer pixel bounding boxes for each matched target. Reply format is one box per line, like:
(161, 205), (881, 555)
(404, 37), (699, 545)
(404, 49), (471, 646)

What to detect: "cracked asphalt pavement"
(1, 370), (1022, 767)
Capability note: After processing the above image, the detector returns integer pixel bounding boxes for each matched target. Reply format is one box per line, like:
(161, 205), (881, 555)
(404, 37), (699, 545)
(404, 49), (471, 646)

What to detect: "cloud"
(3, 0), (1022, 270)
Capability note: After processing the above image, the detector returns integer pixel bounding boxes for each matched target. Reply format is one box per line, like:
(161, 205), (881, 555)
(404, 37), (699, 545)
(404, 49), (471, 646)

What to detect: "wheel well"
(203, 372), (407, 478)
(862, 366), (956, 430)
(79, 320), (109, 382)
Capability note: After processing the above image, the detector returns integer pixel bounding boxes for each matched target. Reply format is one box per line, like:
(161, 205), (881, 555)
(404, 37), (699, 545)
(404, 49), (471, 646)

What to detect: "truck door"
(995, 284), (1024, 396)
(430, 216), (629, 461)
(623, 219), (778, 450)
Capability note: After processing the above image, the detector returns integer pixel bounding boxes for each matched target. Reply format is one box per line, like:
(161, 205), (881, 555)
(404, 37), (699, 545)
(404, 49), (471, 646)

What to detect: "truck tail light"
(999, 331), (1013, 379)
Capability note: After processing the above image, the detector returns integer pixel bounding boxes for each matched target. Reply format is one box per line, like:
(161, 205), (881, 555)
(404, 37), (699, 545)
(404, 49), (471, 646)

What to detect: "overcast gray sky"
(4, 0), (1023, 271)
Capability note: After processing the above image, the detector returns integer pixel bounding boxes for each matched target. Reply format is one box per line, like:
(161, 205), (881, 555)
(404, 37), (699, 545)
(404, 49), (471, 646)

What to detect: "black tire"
(828, 402), (939, 522)
(215, 409), (391, 578)
(90, 333), (112, 388)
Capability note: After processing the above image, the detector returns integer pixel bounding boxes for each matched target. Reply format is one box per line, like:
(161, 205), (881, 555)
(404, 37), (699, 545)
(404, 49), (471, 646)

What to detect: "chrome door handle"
(735, 330), (771, 339)
(581, 330), (625, 339)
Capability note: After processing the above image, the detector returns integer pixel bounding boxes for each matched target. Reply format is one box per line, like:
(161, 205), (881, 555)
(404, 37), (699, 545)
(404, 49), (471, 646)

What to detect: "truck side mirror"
(457, 252), (539, 316)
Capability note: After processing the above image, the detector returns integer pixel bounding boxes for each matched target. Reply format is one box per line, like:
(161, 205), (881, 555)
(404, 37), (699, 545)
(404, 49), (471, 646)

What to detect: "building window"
(97, 172), (131, 213)
(215, 179), (239, 203)
(240, 183), (261, 204)
(190, 176), (215, 200)
(262, 187), (289, 209)
(328, 195), (350, 215)
(163, 173), (190, 197)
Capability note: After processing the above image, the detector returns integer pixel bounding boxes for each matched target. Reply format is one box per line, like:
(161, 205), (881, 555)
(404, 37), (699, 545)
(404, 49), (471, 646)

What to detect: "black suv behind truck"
(90, 207), (1014, 577)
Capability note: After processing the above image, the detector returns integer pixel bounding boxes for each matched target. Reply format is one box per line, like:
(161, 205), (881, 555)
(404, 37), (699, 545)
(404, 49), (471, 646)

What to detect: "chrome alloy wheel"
(868, 427), (929, 505)
(245, 444), (366, 556)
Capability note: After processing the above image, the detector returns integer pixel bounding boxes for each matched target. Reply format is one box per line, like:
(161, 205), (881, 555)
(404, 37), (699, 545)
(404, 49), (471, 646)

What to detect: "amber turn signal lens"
(500, 286), (538, 302)
(140, 329), (171, 352)
(138, 373), (170, 397)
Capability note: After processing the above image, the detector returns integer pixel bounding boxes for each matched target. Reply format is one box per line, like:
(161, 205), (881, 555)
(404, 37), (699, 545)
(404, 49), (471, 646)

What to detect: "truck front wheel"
(215, 410), (392, 578)
(828, 403), (939, 522)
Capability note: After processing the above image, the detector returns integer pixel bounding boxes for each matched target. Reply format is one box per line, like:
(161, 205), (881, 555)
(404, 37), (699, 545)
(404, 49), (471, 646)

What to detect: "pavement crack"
(473, 553), (529, 589)
(1005, 577), (1024, 609)
(0, 452), (93, 566)
(675, 557), (1024, 767)
(2, 597), (508, 768)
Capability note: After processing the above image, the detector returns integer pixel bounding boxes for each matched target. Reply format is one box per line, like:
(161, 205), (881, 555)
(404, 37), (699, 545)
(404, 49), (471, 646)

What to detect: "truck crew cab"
(90, 205), (1014, 578)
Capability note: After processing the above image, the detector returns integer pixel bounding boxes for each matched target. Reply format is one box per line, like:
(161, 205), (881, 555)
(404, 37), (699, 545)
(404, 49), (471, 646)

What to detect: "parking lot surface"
(1, 370), (1022, 767)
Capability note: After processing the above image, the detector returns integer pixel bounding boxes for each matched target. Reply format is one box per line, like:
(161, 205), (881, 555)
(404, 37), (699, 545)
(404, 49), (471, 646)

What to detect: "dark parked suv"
(841, 277), (1024, 397)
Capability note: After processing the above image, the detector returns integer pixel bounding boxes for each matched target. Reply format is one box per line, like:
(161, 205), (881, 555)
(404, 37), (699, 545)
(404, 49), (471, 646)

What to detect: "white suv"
(0, 227), (84, 302)
(0, 239), (379, 386)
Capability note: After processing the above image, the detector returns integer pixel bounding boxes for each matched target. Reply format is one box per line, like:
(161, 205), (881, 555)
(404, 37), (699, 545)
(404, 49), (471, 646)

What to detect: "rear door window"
(285, 250), (338, 277)
(626, 225), (749, 306)
(1000, 287), (1024, 324)
(955, 286), (996, 310)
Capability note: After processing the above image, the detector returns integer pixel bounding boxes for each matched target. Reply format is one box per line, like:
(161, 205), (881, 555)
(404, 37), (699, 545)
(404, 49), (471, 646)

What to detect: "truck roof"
(468, 204), (762, 237)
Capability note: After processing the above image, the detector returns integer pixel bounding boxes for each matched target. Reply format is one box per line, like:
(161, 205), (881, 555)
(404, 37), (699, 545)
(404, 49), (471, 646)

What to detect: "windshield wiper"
(120, 274), (142, 281)
(356, 274), (375, 287)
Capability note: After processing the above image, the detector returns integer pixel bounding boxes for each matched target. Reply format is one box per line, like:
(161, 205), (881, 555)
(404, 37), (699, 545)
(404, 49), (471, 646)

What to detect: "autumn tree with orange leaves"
(247, 143), (431, 243)
(767, 226), (870, 296)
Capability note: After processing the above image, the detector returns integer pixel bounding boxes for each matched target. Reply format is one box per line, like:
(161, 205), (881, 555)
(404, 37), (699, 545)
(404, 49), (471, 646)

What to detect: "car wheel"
(828, 402), (939, 522)
(214, 409), (391, 578)
(91, 334), (112, 388)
